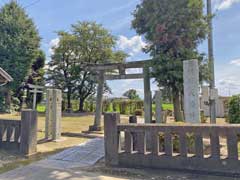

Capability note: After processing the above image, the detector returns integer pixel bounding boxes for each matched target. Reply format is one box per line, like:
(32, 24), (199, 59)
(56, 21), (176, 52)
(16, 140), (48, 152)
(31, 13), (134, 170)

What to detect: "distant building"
(0, 68), (13, 85)
(105, 96), (130, 102)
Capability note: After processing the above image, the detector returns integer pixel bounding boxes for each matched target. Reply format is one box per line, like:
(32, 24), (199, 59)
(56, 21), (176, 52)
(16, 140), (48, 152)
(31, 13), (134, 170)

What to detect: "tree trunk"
(79, 98), (85, 112)
(173, 90), (182, 122)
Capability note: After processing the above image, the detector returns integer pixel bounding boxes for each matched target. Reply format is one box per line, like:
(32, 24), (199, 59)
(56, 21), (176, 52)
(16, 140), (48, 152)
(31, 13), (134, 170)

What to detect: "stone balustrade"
(0, 119), (21, 150)
(104, 113), (240, 175)
(0, 110), (37, 156)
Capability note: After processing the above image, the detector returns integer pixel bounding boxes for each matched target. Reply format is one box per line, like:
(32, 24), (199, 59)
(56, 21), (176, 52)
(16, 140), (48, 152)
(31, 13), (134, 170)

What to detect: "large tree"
(123, 89), (141, 100)
(132, 0), (209, 121)
(47, 22), (127, 112)
(0, 1), (40, 111)
(47, 32), (77, 111)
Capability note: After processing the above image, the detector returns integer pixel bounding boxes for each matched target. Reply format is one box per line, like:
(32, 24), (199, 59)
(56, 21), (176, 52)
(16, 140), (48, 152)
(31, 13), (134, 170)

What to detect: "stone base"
(89, 125), (103, 131)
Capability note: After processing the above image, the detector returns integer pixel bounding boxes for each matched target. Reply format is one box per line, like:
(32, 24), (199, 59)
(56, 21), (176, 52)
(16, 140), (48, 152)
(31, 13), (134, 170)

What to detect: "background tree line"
(0, 1), (44, 112)
(0, 1), (127, 112)
(0, 0), (211, 120)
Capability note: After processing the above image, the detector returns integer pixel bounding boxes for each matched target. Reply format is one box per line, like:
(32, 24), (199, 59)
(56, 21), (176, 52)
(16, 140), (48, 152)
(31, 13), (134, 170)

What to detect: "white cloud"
(214, 0), (240, 10)
(49, 38), (60, 55)
(218, 77), (240, 86)
(230, 58), (240, 66)
(216, 63), (240, 96)
(117, 35), (147, 57)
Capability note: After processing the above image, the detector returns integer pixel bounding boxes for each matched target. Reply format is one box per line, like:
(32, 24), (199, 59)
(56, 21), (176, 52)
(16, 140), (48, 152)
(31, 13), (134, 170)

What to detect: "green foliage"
(123, 89), (141, 100)
(25, 50), (46, 107)
(132, 0), (209, 90)
(0, 1), (40, 111)
(132, 0), (209, 120)
(47, 21), (127, 111)
(36, 104), (46, 113)
(228, 95), (240, 124)
(27, 50), (46, 86)
(0, 1), (40, 92)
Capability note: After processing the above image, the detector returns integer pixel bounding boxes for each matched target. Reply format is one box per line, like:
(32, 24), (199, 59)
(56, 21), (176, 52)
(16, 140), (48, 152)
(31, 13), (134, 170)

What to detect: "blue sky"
(1, 0), (240, 97)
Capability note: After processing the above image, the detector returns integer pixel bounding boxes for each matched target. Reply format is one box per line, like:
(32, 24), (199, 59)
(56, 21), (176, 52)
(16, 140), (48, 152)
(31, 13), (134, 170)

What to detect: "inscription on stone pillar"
(45, 89), (62, 140)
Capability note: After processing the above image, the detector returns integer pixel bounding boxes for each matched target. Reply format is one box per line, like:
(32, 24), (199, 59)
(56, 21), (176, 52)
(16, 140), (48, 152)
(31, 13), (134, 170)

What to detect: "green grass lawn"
(37, 104), (46, 113)
(152, 103), (173, 112)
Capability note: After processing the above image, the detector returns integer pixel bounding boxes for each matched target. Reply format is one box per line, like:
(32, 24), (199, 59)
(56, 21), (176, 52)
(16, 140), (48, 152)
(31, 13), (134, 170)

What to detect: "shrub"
(135, 109), (143, 116)
(228, 95), (240, 124)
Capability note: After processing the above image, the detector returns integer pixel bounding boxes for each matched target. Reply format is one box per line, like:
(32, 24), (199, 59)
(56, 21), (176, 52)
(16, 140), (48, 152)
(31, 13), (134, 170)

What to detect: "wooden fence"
(0, 110), (38, 156)
(104, 113), (240, 175)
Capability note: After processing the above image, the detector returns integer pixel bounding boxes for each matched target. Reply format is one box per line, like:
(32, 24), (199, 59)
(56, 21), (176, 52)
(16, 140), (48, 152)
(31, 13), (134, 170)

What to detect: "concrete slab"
(38, 138), (104, 169)
(0, 165), (127, 180)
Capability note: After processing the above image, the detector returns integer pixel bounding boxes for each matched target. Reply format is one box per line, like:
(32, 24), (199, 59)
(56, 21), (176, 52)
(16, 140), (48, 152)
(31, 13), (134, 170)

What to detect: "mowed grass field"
(0, 113), (96, 153)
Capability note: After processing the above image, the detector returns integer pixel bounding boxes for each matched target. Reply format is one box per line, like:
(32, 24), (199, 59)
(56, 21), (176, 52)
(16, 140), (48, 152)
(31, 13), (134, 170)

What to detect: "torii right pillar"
(183, 59), (200, 123)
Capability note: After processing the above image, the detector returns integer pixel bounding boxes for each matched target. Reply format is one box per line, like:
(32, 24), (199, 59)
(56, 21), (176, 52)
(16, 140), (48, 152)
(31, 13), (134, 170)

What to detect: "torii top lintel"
(84, 60), (152, 80)
(83, 59), (153, 80)
(83, 59), (153, 72)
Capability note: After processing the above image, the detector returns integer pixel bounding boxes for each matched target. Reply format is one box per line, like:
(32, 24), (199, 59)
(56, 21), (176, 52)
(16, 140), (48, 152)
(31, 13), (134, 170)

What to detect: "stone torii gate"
(84, 59), (159, 131)
(28, 84), (44, 110)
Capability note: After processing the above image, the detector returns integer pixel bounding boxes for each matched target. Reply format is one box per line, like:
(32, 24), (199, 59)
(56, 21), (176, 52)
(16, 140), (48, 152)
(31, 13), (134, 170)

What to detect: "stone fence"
(0, 110), (37, 156)
(104, 113), (240, 175)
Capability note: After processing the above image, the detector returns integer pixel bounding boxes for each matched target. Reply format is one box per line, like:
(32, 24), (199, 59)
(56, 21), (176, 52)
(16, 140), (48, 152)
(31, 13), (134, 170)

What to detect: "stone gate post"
(20, 110), (38, 156)
(104, 113), (120, 166)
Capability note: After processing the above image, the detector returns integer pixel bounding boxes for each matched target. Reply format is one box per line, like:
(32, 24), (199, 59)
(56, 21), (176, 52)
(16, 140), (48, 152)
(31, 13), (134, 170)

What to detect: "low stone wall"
(0, 110), (37, 156)
(104, 113), (240, 175)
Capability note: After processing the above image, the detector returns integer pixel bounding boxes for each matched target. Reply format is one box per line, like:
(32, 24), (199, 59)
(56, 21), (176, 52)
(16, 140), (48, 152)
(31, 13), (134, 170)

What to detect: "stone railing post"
(104, 113), (120, 166)
(20, 110), (38, 156)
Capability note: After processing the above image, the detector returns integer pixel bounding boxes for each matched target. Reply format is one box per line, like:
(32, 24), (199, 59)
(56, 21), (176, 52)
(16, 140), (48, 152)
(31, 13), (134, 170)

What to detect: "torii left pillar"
(89, 71), (104, 131)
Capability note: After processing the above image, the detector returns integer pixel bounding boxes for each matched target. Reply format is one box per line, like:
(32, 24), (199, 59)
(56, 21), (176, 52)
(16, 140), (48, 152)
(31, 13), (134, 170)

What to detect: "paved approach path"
(0, 138), (127, 180)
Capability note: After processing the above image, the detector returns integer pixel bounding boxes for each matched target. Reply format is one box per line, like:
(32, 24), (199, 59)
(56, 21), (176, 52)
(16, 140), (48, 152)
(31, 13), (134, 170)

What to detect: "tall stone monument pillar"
(183, 60), (200, 123)
(45, 89), (62, 140)
(143, 66), (152, 123)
